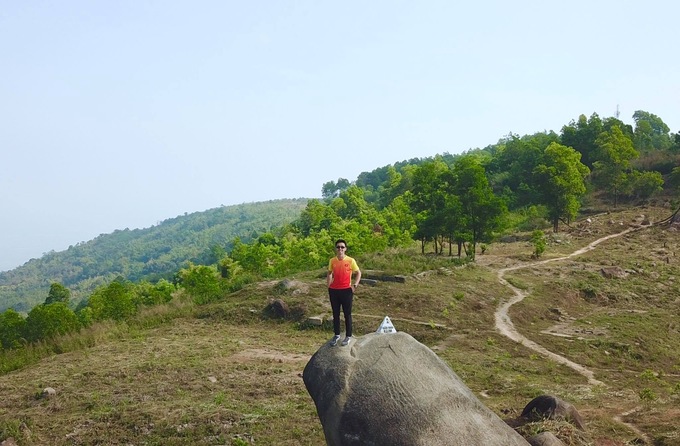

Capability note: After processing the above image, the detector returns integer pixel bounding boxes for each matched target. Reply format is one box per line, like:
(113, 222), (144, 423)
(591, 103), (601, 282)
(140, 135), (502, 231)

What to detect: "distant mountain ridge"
(0, 199), (309, 313)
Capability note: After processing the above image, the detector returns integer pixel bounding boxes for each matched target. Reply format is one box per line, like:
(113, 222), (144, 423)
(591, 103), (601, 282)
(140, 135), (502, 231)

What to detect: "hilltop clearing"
(1, 205), (679, 445)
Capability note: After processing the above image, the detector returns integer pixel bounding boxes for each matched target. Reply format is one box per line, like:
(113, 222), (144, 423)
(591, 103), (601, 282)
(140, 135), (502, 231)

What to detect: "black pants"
(329, 287), (353, 337)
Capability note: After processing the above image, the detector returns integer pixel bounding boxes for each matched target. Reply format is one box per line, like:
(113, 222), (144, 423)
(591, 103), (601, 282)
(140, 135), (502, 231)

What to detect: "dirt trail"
(494, 225), (646, 385)
(494, 224), (653, 443)
(494, 271), (605, 386)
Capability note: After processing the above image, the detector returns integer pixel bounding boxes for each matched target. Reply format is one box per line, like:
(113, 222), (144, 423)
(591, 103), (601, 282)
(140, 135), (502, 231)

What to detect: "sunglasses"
(335, 245), (346, 249)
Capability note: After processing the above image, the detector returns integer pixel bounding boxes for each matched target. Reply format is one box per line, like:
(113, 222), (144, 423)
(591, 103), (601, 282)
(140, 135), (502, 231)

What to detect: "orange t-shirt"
(328, 256), (359, 289)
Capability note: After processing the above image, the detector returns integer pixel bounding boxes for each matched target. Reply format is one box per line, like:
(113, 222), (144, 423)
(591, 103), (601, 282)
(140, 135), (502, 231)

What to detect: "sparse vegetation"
(1, 205), (679, 445)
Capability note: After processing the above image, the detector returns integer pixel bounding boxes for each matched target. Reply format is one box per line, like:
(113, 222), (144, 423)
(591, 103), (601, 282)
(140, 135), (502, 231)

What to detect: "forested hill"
(3, 110), (679, 316)
(0, 199), (309, 312)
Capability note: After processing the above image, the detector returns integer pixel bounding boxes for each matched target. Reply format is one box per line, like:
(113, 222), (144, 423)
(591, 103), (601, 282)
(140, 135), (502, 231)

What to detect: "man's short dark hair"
(335, 239), (347, 247)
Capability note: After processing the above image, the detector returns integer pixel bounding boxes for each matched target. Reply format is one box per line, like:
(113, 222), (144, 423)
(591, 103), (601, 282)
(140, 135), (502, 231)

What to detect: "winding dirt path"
(494, 225), (646, 385)
(493, 224), (652, 443)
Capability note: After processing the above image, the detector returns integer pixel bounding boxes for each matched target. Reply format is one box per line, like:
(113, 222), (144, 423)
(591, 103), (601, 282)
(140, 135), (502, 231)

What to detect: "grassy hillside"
(1, 204), (679, 445)
(0, 199), (309, 313)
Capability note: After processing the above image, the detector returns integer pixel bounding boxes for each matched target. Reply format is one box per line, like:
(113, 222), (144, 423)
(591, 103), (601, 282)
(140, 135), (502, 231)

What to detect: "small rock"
(528, 431), (565, 446)
(41, 387), (56, 398)
(306, 315), (324, 326)
(600, 267), (628, 279)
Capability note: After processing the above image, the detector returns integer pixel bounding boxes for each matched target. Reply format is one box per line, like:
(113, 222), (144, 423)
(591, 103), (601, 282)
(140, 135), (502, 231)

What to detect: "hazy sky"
(1, 1), (679, 272)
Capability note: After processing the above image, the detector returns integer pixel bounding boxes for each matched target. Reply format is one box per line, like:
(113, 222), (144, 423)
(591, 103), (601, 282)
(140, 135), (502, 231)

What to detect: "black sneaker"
(330, 335), (341, 346)
(341, 336), (352, 346)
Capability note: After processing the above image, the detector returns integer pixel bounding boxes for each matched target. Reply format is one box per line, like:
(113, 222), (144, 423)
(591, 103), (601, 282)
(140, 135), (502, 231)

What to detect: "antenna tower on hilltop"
(615, 104), (620, 119)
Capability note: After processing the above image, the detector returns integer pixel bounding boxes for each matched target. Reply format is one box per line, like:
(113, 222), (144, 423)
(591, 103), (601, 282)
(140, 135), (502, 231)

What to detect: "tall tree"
(490, 132), (558, 208)
(602, 116), (634, 139)
(534, 143), (590, 232)
(379, 195), (416, 247)
(632, 110), (672, 152)
(321, 178), (351, 199)
(560, 113), (604, 169)
(670, 167), (680, 190)
(296, 200), (340, 236)
(442, 190), (466, 257)
(592, 125), (639, 206)
(45, 282), (71, 305)
(672, 132), (680, 153)
(336, 185), (373, 221)
(452, 156), (507, 259)
(376, 165), (414, 209)
(408, 158), (450, 253)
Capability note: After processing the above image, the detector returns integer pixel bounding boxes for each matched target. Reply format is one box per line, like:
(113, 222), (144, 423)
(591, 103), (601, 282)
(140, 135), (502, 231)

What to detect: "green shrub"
(88, 281), (138, 321)
(531, 230), (546, 258)
(178, 264), (225, 304)
(24, 303), (80, 343)
(0, 309), (26, 349)
(639, 388), (657, 401)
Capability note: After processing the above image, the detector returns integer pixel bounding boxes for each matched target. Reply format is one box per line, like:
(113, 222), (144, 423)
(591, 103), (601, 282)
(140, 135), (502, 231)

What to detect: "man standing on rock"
(327, 239), (361, 346)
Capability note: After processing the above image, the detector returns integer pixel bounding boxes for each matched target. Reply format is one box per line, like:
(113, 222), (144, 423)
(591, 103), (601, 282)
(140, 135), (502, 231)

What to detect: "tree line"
(1, 109), (679, 361)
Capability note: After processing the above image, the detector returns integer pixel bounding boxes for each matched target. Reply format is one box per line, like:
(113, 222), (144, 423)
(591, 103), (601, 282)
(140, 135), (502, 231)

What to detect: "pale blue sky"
(1, 0), (679, 271)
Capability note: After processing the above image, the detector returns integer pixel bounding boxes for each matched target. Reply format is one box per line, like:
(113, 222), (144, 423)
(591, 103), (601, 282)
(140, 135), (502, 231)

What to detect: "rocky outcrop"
(303, 332), (530, 445)
(600, 266), (628, 279)
(521, 395), (585, 430)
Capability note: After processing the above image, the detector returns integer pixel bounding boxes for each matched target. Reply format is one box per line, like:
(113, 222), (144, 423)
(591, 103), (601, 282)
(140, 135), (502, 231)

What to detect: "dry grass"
(0, 318), (328, 445)
(2, 204), (679, 445)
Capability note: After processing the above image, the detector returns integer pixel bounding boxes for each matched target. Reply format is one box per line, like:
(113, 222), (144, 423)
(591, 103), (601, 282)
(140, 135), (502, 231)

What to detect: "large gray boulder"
(303, 332), (530, 445)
